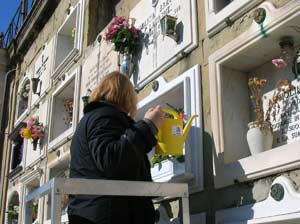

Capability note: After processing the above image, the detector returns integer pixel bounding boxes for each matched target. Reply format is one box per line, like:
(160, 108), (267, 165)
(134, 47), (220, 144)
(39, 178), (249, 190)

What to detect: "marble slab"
(130, 0), (197, 87)
(31, 38), (54, 105)
(263, 79), (300, 147)
(79, 37), (119, 118)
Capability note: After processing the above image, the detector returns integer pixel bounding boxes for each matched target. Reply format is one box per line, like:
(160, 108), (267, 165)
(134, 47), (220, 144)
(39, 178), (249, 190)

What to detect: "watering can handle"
(162, 109), (180, 119)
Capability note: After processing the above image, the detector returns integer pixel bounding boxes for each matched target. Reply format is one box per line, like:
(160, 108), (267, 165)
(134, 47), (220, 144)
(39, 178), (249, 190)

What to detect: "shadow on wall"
(189, 130), (256, 224)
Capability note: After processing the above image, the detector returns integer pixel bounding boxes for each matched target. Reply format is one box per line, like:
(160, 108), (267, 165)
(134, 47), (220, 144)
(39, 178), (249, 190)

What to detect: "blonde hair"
(89, 71), (137, 118)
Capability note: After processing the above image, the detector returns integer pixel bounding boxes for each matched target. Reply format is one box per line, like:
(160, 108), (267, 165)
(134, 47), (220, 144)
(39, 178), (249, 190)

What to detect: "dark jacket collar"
(84, 101), (116, 114)
(83, 101), (132, 121)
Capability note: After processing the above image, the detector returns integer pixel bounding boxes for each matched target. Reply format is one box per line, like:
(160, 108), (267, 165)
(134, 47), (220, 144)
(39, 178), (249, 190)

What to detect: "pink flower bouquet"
(104, 16), (140, 54)
(20, 117), (45, 150)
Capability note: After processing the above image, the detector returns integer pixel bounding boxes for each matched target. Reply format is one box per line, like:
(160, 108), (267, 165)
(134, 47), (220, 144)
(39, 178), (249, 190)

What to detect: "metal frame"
(25, 178), (190, 224)
(0, 0), (39, 48)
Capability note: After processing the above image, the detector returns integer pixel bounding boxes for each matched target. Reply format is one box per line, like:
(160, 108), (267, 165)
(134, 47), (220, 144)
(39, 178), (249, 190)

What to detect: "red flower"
(179, 113), (185, 121)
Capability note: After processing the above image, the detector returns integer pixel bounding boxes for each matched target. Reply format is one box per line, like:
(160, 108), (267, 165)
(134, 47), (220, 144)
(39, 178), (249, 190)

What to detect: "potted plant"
(63, 99), (74, 127)
(20, 117), (45, 151)
(32, 200), (38, 223)
(104, 16), (140, 78)
(6, 205), (18, 224)
(247, 78), (291, 155)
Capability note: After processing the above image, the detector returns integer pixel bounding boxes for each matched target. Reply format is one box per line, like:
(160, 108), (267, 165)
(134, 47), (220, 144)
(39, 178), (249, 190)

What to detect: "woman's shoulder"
(83, 101), (130, 124)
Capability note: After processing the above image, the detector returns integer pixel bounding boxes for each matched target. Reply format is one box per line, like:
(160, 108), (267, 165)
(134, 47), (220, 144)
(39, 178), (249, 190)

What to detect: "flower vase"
(120, 52), (132, 78)
(246, 121), (273, 155)
(32, 138), (39, 151)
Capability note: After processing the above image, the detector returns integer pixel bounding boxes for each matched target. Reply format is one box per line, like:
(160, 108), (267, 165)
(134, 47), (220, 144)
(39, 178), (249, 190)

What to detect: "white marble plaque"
(81, 40), (119, 93)
(130, 0), (197, 87)
(81, 42), (101, 94)
(263, 79), (300, 147)
(31, 38), (54, 105)
(79, 37), (119, 118)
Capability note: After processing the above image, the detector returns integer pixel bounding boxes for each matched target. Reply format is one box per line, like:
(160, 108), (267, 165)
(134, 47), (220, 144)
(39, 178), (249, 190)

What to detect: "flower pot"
(151, 158), (185, 182)
(32, 138), (39, 151)
(120, 52), (132, 78)
(11, 220), (18, 224)
(247, 121), (273, 155)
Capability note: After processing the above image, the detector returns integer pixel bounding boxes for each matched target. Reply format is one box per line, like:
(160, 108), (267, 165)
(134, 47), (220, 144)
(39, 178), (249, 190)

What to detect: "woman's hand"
(144, 105), (164, 129)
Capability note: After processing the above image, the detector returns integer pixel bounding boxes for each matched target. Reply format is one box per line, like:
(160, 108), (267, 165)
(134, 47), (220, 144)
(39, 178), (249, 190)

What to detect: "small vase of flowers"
(20, 117), (45, 151)
(247, 77), (291, 155)
(104, 16), (140, 78)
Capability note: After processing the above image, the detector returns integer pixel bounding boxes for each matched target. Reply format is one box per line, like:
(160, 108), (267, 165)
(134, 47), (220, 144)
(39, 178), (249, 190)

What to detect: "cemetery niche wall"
(31, 38), (54, 106)
(49, 67), (80, 151)
(216, 176), (300, 224)
(204, 0), (261, 37)
(20, 168), (43, 224)
(45, 158), (70, 224)
(209, 1), (300, 188)
(15, 74), (32, 125)
(137, 65), (203, 193)
(6, 191), (21, 224)
(52, 0), (84, 79)
(8, 125), (25, 172)
(129, 0), (198, 89)
(24, 99), (49, 167)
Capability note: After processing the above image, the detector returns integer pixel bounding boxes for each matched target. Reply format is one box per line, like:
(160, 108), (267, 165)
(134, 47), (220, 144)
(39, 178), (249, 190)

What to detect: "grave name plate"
(130, 0), (197, 88)
(263, 79), (300, 147)
(31, 38), (54, 105)
(82, 43), (100, 93)
(81, 40), (119, 94)
(80, 37), (118, 118)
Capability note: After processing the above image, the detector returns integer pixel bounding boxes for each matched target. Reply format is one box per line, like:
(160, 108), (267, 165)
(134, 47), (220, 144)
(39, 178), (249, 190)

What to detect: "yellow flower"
(21, 128), (32, 139)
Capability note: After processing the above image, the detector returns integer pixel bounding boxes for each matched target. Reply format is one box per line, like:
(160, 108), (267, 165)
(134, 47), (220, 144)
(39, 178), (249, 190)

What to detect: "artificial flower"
(104, 16), (140, 54)
(272, 58), (287, 68)
(20, 128), (32, 139)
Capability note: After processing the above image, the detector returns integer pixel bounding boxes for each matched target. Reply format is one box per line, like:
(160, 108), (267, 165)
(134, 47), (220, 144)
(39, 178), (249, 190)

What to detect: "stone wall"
(2, 0), (298, 223)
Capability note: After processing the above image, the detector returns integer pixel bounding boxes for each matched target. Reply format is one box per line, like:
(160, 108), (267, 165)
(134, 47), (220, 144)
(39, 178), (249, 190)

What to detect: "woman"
(68, 71), (164, 224)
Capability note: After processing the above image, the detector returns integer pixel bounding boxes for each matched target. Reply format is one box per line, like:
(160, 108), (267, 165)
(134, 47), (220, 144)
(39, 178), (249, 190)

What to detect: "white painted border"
(216, 176), (300, 224)
(5, 184), (23, 224)
(44, 153), (70, 224)
(48, 66), (81, 151)
(135, 0), (198, 90)
(204, 0), (262, 37)
(209, 1), (300, 188)
(51, 0), (85, 80)
(20, 168), (44, 224)
(15, 76), (31, 127)
(138, 65), (203, 193)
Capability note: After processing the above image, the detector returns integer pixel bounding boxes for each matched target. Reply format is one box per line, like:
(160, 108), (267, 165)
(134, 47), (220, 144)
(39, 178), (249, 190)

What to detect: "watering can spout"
(183, 114), (198, 140)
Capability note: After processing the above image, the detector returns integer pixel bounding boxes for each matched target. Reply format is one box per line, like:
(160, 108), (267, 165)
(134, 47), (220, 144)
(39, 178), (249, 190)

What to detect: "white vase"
(247, 121), (273, 155)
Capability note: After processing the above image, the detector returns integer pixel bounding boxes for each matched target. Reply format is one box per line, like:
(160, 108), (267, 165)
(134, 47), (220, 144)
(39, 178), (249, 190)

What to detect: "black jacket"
(68, 101), (156, 224)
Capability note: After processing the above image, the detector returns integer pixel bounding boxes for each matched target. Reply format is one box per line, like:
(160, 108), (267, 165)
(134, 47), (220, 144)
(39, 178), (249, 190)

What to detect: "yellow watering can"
(155, 109), (198, 156)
